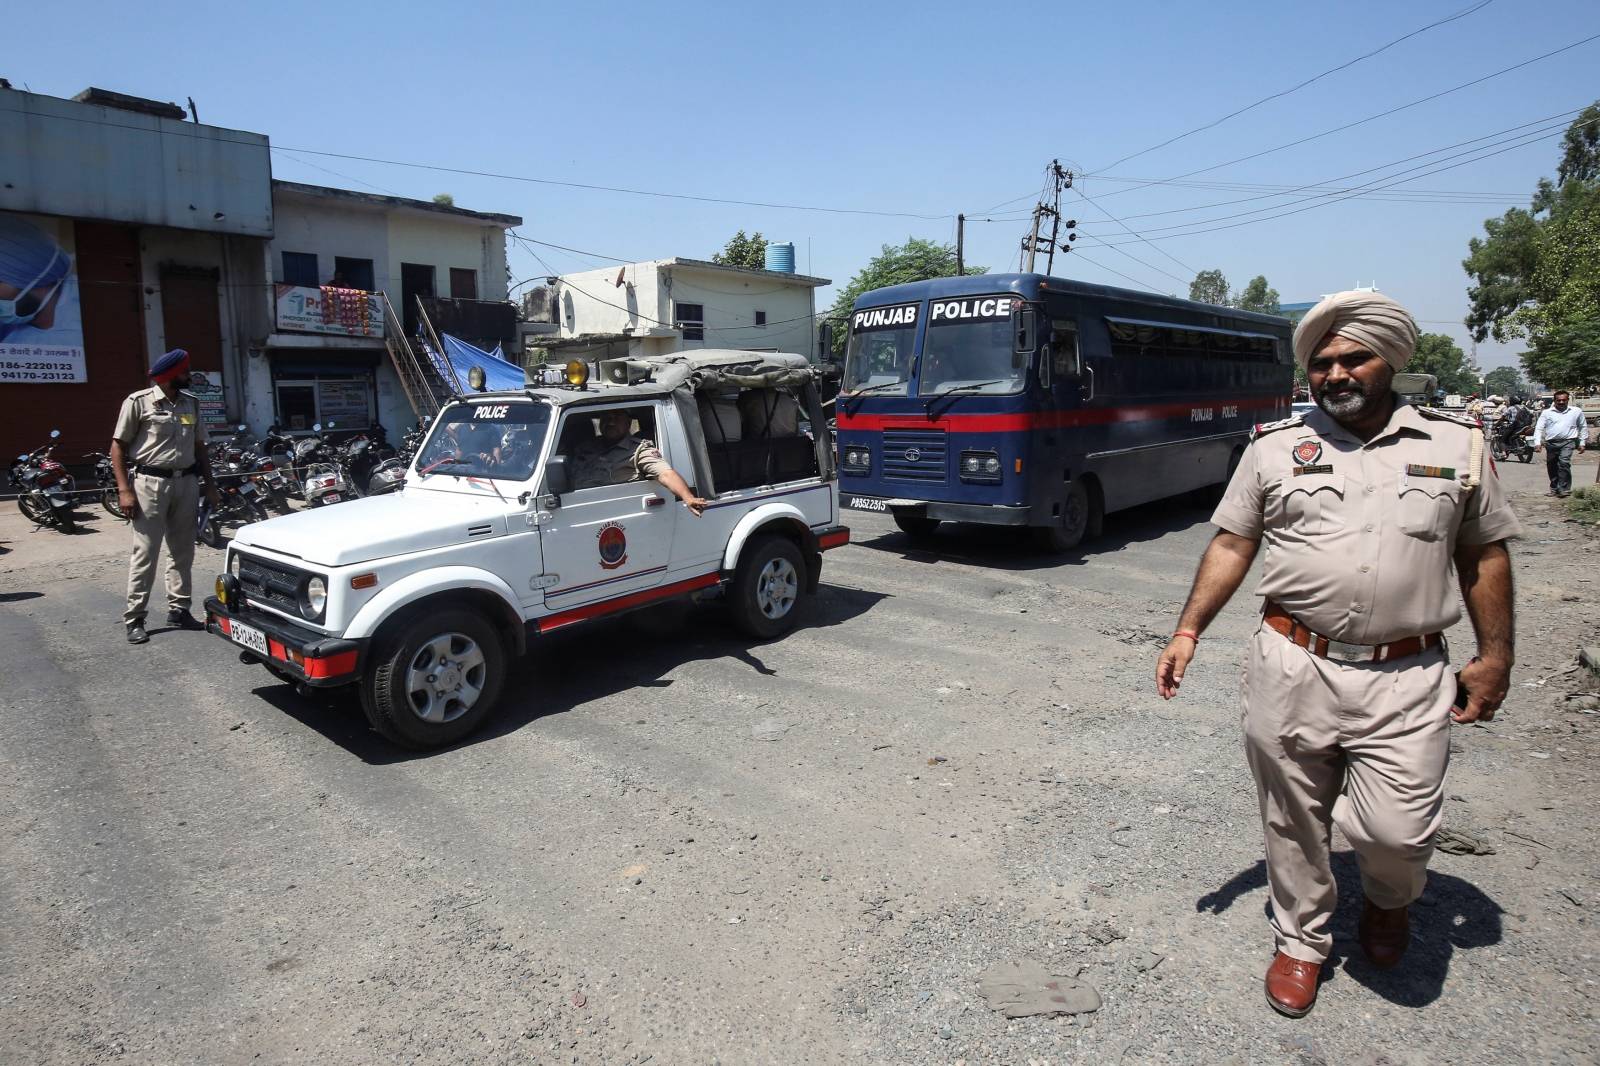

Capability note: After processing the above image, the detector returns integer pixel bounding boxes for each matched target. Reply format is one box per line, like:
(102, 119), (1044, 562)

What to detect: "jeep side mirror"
(543, 455), (572, 497)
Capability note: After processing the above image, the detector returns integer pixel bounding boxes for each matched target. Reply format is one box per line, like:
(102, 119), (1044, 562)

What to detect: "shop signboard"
(0, 211), (87, 383)
(189, 369), (228, 428)
(274, 284), (385, 338)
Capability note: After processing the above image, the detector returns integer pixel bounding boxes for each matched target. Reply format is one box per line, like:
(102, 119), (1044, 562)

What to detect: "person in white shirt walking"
(1532, 390), (1587, 497)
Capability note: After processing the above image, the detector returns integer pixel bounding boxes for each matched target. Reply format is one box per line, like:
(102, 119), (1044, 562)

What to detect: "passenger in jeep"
(571, 409), (708, 515)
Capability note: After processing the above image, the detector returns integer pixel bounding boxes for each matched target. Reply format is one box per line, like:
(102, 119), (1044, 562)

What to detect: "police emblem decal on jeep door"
(597, 522), (628, 570)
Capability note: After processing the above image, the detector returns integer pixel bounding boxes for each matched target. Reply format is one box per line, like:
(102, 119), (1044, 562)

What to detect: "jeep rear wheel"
(729, 535), (807, 639)
(361, 607), (507, 749)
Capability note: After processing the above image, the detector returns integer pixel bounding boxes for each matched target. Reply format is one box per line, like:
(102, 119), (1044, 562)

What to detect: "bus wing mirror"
(1012, 305), (1038, 354)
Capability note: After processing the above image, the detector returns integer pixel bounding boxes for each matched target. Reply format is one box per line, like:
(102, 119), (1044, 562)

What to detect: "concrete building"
(261, 182), (520, 436)
(528, 258), (830, 365)
(0, 86), (273, 463)
(0, 83), (522, 463)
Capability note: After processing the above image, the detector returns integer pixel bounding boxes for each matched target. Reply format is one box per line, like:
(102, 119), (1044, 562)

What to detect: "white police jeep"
(206, 351), (847, 749)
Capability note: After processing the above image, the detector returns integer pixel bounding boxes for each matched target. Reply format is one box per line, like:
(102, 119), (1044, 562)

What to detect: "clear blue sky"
(12, 0), (1598, 371)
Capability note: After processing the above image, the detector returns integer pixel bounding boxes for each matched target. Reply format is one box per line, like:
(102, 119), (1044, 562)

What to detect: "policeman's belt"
(1263, 601), (1442, 664)
(135, 464), (200, 479)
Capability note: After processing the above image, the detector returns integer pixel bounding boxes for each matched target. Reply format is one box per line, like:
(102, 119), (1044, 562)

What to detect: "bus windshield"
(919, 299), (1026, 396)
(843, 301), (919, 395)
(415, 401), (551, 482)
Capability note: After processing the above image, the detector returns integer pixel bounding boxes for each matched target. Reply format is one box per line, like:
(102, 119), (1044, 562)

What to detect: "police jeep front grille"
(238, 554), (304, 613)
(881, 428), (947, 483)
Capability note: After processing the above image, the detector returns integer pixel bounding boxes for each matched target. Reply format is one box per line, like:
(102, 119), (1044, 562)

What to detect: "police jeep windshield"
(843, 301), (919, 396)
(415, 400), (552, 482)
(918, 294), (1026, 396)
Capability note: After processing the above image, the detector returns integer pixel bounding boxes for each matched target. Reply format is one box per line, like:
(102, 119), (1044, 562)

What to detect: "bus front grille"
(881, 429), (947, 482)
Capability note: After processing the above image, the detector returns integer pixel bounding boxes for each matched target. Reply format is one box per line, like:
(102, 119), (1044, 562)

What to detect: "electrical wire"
(1096, 0), (1496, 173)
(1065, 250), (1174, 295)
(1073, 186), (1199, 277)
(1087, 31), (1600, 195)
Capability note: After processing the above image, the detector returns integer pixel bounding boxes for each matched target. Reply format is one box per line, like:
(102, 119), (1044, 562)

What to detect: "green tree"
(1463, 102), (1600, 390)
(432, 192), (455, 206)
(1188, 268), (1230, 306)
(827, 238), (984, 355)
(1234, 274), (1281, 314)
(1408, 332), (1481, 396)
(711, 230), (769, 271)
(1483, 365), (1527, 398)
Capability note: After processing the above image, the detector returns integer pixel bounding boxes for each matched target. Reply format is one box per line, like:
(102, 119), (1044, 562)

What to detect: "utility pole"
(1020, 160), (1076, 275)
(956, 214), (965, 275)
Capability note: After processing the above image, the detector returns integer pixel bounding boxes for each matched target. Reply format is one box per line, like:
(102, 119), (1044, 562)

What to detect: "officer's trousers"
(125, 472), (198, 624)
(1240, 624), (1453, 963)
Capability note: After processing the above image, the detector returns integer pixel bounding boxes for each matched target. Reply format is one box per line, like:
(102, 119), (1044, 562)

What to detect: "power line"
(1098, 0), (1495, 173)
(1087, 31), (1600, 195)
(1079, 108), (1582, 228)
(1066, 250), (1172, 294)
(1073, 186), (1198, 277)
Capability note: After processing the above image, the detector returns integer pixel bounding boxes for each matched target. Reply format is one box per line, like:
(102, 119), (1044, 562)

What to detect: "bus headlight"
(301, 575), (328, 619)
(959, 450), (1003, 483)
(841, 445), (871, 473)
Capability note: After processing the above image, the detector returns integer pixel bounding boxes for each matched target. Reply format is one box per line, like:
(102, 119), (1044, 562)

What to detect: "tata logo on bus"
(852, 304), (919, 332)
(928, 296), (1015, 325)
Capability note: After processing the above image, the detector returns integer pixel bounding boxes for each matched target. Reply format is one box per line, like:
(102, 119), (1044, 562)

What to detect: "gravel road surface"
(2, 456), (1596, 1065)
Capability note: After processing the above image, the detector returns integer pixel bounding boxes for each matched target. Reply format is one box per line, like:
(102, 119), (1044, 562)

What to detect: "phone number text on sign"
(0, 352), (87, 383)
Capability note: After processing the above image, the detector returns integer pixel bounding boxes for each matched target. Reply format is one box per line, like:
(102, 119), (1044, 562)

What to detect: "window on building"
(754, 310), (767, 328)
(334, 256), (375, 291)
(450, 268), (478, 300)
(282, 251), (318, 287)
(676, 302), (705, 342)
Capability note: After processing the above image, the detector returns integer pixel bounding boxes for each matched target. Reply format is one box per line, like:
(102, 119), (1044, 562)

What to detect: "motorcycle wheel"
(268, 487), (293, 513)
(53, 507), (77, 534)
(248, 498), (270, 522)
(17, 493), (50, 527)
(198, 516), (224, 548)
(1519, 450), (1533, 464)
(101, 487), (127, 520)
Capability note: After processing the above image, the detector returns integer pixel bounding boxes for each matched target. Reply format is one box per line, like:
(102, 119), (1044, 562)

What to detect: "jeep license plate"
(231, 620), (269, 656)
(844, 495), (889, 513)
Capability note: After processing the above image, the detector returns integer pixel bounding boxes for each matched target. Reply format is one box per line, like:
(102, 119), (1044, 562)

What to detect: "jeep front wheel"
(361, 608), (507, 749)
(729, 535), (806, 639)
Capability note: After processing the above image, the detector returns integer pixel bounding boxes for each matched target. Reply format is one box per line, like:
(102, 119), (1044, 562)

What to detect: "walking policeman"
(1154, 292), (1521, 1017)
(111, 349), (221, 644)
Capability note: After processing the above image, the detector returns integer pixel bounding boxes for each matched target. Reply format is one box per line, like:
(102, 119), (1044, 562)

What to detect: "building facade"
(531, 258), (829, 365)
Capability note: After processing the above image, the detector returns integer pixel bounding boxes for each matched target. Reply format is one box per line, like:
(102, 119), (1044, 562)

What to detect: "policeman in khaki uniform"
(1155, 291), (1520, 1017)
(570, 408), (706, 514)
(111, 349), (221, 644)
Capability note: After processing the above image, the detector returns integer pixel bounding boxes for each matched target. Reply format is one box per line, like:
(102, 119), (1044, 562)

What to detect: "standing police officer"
(111, 349), (221, 644)
(1154, 291), (1521, 1017)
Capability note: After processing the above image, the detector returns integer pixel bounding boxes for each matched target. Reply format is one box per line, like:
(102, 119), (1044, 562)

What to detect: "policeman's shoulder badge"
(1416, 407), (1479, 429)
(1249, 413), (1303, 442)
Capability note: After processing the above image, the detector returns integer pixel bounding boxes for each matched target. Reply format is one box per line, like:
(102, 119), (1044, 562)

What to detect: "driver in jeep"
(572, 409), (708, 516)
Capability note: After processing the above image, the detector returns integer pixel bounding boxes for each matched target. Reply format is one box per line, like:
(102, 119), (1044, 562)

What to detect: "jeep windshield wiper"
(417, 455), (466, 477)
(924, 381), (1007, 419)
(841, 378), (909, 415)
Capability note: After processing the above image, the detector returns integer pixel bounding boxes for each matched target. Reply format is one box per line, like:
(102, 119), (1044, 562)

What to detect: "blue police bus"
(836, 273), (1293, 551)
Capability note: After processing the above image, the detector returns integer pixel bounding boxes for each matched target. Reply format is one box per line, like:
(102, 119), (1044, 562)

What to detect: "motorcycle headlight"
(301, 575), (327, 619)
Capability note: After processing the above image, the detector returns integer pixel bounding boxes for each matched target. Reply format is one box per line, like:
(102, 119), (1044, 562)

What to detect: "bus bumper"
(842, 494), (1033, 526)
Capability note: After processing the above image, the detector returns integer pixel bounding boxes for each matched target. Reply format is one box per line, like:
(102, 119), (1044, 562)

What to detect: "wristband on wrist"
(1174, 629), (1200, 643)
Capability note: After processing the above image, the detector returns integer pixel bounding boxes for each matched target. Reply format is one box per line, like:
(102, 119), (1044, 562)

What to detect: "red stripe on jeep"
(817, 529), (850, 550)
(537, 572), (721, 634)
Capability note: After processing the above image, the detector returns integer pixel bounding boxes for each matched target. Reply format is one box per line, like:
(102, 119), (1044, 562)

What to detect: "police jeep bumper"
(842, 494), (1033, 526)
(204, 595), (364, 687)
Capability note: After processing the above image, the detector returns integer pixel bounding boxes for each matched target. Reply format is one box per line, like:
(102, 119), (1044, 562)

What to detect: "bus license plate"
(231, 620), (269, 656)
(844, 495), (888, 513)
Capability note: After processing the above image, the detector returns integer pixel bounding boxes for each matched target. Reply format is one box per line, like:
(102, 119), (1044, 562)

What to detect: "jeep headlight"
(228, 552), (241, 578)
(302, 575), (328, 619)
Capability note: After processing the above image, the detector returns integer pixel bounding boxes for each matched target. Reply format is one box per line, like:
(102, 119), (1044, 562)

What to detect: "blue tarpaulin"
(424, 333), (524, 392)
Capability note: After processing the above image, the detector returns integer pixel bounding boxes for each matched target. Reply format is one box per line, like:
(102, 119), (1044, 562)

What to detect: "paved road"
(2, 457), (1596, 1064)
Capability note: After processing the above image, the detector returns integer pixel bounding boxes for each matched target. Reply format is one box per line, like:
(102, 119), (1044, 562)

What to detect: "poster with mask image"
(0, 212), (86, 383)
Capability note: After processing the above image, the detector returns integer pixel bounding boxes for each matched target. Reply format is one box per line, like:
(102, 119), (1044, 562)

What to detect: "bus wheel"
(1035, 481), (1091, 553)
(893, 513), (940, 540)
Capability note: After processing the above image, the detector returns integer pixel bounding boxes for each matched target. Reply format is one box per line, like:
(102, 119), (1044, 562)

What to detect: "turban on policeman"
(148, 348), (190, 384)
(1291, 291), (1418, 372)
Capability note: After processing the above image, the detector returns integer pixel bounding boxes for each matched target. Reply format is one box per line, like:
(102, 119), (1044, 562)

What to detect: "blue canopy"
(425, 333), (524, 392)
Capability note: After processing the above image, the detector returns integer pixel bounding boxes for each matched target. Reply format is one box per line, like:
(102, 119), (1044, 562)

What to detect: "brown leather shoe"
(1359, 899), (1410, 969)
(1264, 952), (1322, 1017)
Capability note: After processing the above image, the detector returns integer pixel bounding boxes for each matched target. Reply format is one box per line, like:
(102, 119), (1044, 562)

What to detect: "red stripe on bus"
(836, 395), (1284, 433)
(537, 572), (721, 633)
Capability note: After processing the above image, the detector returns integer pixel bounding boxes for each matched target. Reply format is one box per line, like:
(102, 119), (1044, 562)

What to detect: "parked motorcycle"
(364, 418), (429, 497)
(197, 470), (269, 548)
(9, 430), (78, 533)
(83, 449), (125, 520)
(225, 426), (294, 514)
(297, 423), (352, 507)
